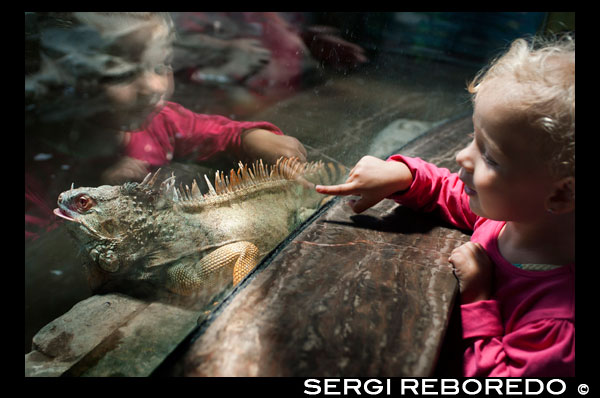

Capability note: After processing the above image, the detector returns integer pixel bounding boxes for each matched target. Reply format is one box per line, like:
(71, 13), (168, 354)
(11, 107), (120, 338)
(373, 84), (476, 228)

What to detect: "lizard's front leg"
(166, 241), (260, 296)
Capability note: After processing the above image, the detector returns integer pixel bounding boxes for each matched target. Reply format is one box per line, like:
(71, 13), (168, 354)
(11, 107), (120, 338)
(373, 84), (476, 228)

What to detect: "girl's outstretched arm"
(315, 155), (413, 213)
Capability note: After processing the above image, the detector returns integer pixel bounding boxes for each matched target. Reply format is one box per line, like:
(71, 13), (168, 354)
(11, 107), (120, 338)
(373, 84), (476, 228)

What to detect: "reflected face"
(93, 17), (175, 131)
(455, 79), (554, 222)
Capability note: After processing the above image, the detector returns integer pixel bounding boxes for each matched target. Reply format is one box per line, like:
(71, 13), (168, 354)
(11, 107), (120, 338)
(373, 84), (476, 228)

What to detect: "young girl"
(316, 35), (575, 377)
(25, 12), (306, 239)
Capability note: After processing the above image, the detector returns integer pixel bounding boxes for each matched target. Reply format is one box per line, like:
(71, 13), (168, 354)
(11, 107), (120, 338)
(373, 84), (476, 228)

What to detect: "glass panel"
(25, 12), (557, 358)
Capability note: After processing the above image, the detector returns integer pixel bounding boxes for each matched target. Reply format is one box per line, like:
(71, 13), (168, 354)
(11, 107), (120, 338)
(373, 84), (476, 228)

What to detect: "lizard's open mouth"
(53, 207), (76, 222)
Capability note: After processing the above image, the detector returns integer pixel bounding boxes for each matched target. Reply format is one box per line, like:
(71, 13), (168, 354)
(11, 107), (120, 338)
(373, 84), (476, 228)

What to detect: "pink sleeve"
(462, 300), (575, 377)
(166, 103), (283, 162)
(125, 102), (283, 166)
(385, 155), (478, 231)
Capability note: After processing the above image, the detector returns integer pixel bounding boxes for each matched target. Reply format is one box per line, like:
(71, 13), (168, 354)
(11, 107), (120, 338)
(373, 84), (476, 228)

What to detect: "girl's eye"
(74, 194), (95, 212)
(154, 63), (173, 75)
(100, 70), (139, 85)
(483, 153), (498, 167)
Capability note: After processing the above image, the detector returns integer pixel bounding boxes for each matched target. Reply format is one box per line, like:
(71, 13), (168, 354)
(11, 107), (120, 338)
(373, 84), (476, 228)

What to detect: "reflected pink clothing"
(124, 101), (283, 166)
(387, 155), (575, 377)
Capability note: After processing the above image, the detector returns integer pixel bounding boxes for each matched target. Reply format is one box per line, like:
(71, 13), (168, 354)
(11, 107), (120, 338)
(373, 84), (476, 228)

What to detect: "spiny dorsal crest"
(135, 157), (332, 206)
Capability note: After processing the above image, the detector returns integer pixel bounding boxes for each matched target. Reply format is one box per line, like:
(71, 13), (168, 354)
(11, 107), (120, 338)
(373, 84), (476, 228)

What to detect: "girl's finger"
(315, 182), (358, 196)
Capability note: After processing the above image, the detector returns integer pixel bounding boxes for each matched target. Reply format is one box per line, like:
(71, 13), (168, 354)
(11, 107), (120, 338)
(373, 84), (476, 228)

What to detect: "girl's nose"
(136, 71), (168, 98)
(455, 143), (474, 173)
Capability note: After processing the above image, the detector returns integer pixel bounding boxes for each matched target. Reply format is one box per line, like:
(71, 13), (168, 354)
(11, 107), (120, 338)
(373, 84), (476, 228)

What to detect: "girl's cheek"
(472, 166), (489, 190)
(103, 85), (136, 107)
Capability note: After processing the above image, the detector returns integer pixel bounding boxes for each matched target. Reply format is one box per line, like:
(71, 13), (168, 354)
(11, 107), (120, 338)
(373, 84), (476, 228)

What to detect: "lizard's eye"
(74, 194), (95, 212)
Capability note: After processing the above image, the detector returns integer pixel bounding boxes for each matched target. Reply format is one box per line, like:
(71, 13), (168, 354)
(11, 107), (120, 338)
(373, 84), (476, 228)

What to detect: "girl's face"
(455, 79), (555, 222)
(93, 17), (174, 131)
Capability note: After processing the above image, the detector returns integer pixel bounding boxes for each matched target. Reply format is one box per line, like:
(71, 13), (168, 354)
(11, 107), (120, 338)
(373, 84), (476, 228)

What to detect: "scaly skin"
(54, 157), (346, 298)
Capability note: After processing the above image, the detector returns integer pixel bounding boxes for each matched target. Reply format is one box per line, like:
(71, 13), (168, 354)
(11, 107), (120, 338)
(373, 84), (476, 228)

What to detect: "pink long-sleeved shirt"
(387, 155), (575, 377)
(124, 101), (283, 167)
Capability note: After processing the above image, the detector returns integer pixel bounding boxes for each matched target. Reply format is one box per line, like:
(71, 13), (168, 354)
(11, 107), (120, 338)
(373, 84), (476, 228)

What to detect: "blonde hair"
(468, 35), (575, 178)
(26, 12), (176, 125)
(73, 12), (175, 38)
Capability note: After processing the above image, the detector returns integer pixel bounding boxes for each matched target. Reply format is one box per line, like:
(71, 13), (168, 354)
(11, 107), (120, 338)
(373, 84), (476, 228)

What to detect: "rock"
(78, 301), (199, 376)
(25, 293), (147, 377)
(25, 291), (202, 377)
(367, 118), (438, 159)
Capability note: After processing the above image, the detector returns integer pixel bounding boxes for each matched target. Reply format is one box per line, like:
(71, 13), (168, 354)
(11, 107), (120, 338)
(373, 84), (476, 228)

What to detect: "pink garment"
(125, 101), (283, 167)
(387, 155), (575, 377)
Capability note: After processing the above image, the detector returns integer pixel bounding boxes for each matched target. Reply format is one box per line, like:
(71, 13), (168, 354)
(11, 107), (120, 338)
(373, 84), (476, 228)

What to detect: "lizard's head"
(54, 171), (176, 275)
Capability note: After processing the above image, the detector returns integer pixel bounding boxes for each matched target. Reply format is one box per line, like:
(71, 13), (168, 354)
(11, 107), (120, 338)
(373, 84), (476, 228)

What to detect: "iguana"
(53, 157), (346, 300)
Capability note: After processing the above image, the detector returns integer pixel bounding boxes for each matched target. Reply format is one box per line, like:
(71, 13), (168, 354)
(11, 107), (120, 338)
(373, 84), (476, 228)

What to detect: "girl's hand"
(241, 129), (308, 164)
(448, 242), (494, 304)
(315, 155), (413, 213)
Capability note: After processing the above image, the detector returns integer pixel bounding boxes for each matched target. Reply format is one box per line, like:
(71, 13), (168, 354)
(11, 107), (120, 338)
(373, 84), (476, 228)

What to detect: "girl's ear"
(545, 177), (575, 215)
